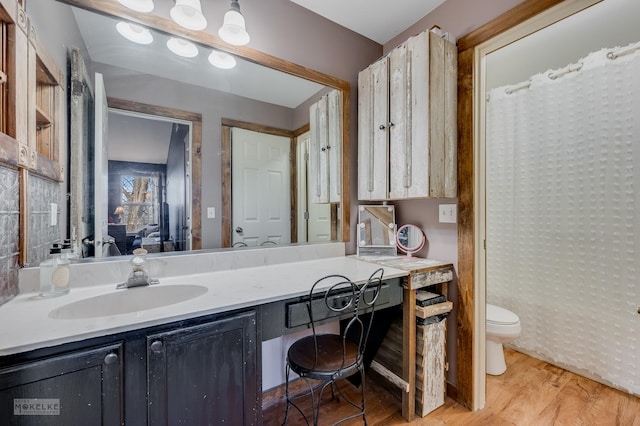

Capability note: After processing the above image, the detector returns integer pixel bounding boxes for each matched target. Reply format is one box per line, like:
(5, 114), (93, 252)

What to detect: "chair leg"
(282, 363), (291, 426)
(360, 366), (367, 425)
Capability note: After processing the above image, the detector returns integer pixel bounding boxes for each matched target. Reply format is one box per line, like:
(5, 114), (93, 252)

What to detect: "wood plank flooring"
(263, 349), (640, 425)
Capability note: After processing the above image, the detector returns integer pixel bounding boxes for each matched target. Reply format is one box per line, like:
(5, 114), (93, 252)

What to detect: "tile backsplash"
(28, 175), (61, 267)
(0, 165), (20, 305)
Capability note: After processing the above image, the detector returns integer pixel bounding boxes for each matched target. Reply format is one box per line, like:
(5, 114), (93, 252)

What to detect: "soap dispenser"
(39, 246), (71, 297)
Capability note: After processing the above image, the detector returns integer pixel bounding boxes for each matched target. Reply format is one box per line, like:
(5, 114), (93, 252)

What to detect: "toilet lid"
(487, 304), (519, 325)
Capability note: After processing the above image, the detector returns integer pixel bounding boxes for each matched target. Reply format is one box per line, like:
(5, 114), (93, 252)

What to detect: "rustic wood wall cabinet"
(0, 0), (64, 267)
(358, 29), (457, 201)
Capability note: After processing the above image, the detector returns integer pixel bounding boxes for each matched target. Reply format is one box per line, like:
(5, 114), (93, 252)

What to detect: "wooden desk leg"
(402, 287), (416, 421)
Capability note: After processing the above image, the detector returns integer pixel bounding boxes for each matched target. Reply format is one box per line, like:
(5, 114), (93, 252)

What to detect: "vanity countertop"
(0, 256), (408, 356)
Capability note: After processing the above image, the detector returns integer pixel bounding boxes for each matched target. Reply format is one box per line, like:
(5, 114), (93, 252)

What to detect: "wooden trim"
(107, 97), (203, 250)
(0, 131), (19, 165)
(456, 0), (568, 411)
(221, 126), (231, 248)
(107, 98), (202, 123)
(33, 36), (64, 88)
(58, 0), (351, 246)
(56, 0), (350, 91)
(221, 118), (295, 138)
(293, 123), (310, 137)
(457, 0), (565, 52)
(32, 151), (61, 181)
(221, 123), (298, 247)
(18, 167), (27, 265)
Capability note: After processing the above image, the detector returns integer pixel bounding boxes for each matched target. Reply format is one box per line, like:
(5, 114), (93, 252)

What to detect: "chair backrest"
(305, 268), (385, 372)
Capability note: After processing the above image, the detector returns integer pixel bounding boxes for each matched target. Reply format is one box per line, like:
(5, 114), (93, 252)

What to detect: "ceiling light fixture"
(218, 0), (250, 46)
(167, 37), (199, 58)
(170, 0), (208, 31)
(116, 0), (154, 13)
(116, 22), (154, 45)
(208, 50), (237, 69)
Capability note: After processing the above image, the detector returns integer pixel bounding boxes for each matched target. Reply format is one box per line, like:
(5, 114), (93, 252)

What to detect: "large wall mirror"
(28, 0), (350, 258)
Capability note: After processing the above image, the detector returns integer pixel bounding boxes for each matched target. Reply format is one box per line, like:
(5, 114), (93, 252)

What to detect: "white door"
(93, 73), (109, 257)
(297, 132), (331, 243)
(231, 128), (290, 246)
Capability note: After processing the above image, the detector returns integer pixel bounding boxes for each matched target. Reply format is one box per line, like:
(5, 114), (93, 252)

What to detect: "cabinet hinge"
(304, 211), (309, 220)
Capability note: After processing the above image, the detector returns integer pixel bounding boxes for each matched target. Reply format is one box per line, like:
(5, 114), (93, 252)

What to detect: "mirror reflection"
(28, 0), (347, 258)
(396, 224), (426, 257)
(357, 205), (396, 257)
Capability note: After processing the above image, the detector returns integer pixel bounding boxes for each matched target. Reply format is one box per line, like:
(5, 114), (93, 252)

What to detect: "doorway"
(471, 0), (640, 409)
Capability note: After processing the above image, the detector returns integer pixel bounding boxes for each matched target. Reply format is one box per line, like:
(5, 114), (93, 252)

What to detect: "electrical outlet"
(207, 207), (216, 219)
(439, 204), (457, 224)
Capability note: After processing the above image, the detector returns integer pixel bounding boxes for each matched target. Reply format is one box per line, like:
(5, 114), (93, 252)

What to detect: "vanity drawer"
(405, 268), (453, 290)
(286, 282), (393, 328)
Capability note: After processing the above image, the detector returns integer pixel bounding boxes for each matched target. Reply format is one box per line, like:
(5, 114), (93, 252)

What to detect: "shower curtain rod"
(498, 40), (640, 98)
(607, 42), (640, 60)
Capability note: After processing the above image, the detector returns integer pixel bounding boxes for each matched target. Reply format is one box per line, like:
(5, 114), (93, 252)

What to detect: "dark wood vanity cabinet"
(146, 310), (260, 426)
(0, 310), (260, 426)
(0, 343), (124, 426)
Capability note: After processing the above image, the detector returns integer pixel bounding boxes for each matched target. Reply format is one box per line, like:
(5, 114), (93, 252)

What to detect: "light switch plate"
(439, 204), (457, 224)
(207, 207), (216, 219)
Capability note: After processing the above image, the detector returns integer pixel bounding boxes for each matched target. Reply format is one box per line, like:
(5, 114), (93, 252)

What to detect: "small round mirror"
(395, 224), (425, 257)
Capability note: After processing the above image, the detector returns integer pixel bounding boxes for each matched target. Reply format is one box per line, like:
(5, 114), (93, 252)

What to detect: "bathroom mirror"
(27, 0), (350, 259)
(357, 205), (396, 257)
(395, 224), (426, 257)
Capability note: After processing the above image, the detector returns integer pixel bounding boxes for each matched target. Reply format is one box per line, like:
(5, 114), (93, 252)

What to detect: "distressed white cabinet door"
(309, 96), (329, 203)
(327, 90), (342, 203)
(389, 31), (431, 199)
(358, 58), (389, 200)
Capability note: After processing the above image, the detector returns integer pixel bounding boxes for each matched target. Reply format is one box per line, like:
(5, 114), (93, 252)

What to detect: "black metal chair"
(282, 268), (384, 425)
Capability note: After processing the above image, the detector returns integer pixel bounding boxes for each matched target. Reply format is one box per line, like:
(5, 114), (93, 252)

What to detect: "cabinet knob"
(326, 145), (331, 150)
(104, 353), (119, 365)
(388, 122), (395, 128)
(150, 340), (164, 352)
(379, 124), (386, 130)
(321, 147), (326, 152)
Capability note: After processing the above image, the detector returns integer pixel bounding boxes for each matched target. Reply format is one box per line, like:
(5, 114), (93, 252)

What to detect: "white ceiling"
(289, 0), (446, 44)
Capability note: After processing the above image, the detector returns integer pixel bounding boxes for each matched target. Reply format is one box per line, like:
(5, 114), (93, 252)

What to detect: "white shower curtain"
(486, 42), (640, 395)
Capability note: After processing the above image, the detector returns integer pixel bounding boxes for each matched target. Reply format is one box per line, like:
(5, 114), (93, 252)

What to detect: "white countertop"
(0, 256), (408, 356)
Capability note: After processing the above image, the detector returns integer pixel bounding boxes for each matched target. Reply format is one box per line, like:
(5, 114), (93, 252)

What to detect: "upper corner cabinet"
(309, 89), (342, 204)
(358, 29), (457, 201)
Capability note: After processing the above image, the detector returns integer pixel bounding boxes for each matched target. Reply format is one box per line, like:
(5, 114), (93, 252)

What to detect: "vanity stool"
(282, 268), (384, 425)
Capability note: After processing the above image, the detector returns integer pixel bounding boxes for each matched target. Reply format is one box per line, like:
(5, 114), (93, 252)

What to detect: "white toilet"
(486, 304), (521, 375)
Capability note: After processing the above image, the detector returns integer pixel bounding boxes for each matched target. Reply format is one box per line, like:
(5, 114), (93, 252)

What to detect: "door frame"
(221, 119), (303, 248)
(107, 98), (202, 250)
(456, 0), (603, 410)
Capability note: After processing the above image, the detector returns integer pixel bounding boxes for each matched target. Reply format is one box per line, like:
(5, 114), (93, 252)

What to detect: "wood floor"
(263, 349), (640, 425)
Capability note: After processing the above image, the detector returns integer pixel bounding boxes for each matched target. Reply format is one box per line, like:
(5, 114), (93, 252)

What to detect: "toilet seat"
(487, 304), (519, 325)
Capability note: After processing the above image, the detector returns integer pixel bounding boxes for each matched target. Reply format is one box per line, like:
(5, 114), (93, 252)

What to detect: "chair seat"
(288, 334), (359, 378)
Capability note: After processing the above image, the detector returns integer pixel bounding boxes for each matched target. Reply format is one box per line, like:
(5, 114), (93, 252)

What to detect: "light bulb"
(208, 51), (237, 69)
(167, 37), (199, 58)
(116, 22), (153, 45)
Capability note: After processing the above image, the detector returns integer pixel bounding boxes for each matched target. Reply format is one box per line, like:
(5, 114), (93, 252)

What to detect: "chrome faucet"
(117, 249), (159, 289)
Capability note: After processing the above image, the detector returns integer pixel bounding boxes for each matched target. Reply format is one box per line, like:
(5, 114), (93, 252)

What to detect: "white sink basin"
(49, 284), (208, 319)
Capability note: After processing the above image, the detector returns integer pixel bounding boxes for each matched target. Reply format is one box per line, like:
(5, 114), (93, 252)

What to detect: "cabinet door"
(309, 95), (329, 203)
(358, 58), (389, 200)
(327, 89), (342, 203)
(389, 31), (431, 199)
(0, 343), (123, 426)
(147, 310), (259, 426)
